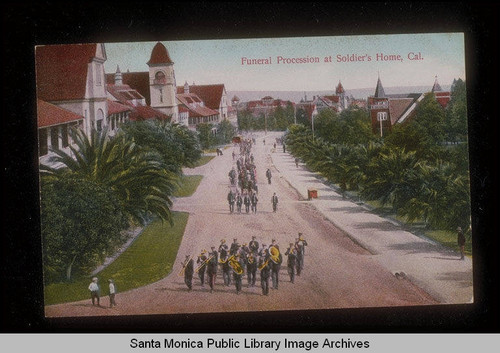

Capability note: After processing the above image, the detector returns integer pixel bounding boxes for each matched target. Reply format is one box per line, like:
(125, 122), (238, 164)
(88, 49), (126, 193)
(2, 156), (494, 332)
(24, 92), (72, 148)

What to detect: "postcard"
(35, 33), (471, 319)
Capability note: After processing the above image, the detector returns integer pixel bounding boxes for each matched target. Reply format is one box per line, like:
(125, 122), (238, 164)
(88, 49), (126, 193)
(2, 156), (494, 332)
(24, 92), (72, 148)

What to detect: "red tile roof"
(388, 98), (414, 125)
(37, 99), (83, 128)
(147, 42), (174, 65)
(36, 43), (97, 101)
(107, 99), (132, 115)
(177, 84), (225, 110)
(107, 84), (145, 106)
(323, 95), (340, 103)
(106, 72), (151, 105)
(130, 105), (170, 121)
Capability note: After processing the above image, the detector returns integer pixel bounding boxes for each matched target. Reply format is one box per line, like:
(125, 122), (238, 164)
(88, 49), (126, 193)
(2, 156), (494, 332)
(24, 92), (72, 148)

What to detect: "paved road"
(45, 132), (439, 317)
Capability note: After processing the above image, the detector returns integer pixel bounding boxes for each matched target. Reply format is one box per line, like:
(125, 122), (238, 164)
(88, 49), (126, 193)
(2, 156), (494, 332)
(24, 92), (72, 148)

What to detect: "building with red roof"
(368, 75), (451, 136)
(35, 43), (120, 166)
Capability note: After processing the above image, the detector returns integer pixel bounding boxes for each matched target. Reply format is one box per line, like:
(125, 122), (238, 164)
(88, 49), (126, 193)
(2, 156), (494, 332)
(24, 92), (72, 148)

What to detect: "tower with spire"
(147, 42), (179, 122)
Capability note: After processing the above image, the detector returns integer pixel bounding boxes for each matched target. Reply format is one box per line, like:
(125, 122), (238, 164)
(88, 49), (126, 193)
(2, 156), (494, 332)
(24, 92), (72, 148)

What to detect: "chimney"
(184, 81), (190, 94)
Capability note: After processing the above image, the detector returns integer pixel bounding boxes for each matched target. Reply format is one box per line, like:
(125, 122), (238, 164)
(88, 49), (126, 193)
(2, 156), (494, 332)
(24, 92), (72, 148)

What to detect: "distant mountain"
(228, 85), (451, 103)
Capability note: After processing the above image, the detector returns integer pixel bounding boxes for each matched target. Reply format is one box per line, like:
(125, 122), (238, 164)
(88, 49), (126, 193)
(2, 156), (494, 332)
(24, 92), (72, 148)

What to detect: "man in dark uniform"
(181, 255), (194, 291)
(285, 243), (297, 284)
(221, 253), (232, 286)
(295, 233), (308, 275)
(227, 189), (235, 213)
(206, 246), (218, 293)
(249, 236), (259, 256)
(196, 250), (208, 287)
(232, 254), (244, 295)
(266, 168), (272, 184)
(230, 238), (240, 256)
(236, 192), (243, 213)
(259, 255), (271, 296)
(246, 252), (257, 287)
(243, 192), (251, 213)
(218, 239), (228, 259)
(251, 192), (259, 213)
(271, 192), (278, 212)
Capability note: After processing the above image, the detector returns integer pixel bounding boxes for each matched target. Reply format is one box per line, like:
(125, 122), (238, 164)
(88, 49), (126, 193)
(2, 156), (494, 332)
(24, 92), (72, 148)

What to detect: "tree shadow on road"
(436, 270), (473, 288)
(386, 241), (453, 255)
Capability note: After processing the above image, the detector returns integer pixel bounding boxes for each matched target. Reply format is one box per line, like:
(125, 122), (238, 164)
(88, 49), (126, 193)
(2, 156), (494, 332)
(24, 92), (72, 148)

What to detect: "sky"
(104, 33), (465, 92)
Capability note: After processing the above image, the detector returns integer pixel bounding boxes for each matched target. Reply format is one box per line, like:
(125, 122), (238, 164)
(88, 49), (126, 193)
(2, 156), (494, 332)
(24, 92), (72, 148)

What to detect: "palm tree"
(360, 147), (424, 213)
(40, 127), (177, 225)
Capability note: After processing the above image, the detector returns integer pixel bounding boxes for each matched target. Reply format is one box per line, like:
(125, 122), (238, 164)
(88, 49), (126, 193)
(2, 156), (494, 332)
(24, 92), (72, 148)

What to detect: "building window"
(377, 112), (388, 121)
(160, 88), (163, 103)
(39, 128), (48, 156)
(96, 119), (103, 132)
(50, 127), (59, 150)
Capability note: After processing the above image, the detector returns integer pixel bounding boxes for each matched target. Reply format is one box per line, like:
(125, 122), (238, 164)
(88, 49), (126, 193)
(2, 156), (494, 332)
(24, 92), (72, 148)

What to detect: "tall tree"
(40, 175), (126, 281)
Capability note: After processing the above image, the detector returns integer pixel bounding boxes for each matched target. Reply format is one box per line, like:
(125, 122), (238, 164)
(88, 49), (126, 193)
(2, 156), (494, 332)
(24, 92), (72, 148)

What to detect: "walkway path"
(270, 132), (473, 304)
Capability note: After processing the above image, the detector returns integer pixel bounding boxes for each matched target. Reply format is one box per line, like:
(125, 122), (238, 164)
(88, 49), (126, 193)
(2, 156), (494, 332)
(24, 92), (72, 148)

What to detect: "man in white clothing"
(88, 277), (100, 306)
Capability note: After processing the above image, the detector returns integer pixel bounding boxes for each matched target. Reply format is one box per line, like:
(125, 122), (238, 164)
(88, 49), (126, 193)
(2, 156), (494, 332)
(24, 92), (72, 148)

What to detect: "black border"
(1, 1), (498, 333)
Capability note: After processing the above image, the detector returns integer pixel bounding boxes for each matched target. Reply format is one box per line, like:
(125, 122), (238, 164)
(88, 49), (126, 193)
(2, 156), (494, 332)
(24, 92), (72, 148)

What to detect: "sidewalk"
(270, 147), (473, 304)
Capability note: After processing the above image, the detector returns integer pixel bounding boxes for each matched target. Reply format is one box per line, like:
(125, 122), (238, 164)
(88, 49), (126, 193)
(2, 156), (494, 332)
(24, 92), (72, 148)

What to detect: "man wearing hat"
(457, 227), (466, 260)
(88, 277), (100, 306)
(221, 252), (232, 286)
(232, 253), (244, 295)
(218, 239), (228, 259)
(182, 255), (194, 291)
(270, 239), (282, 290)
(295, 233), (308, 275)
(236, 192), (243, 213)
(227, 189), (235, 213)
(249, 236), (259, 256)
(108, 279), (117, 307)
(271, 192), (279, 212)
(259, 254), (271, 296)
(243, 192), (251, 213)
(230, 238), (240, 256)
(285, 243), (297, 284)
(207, 247), (219, 293)
(196, 250), (208, 287)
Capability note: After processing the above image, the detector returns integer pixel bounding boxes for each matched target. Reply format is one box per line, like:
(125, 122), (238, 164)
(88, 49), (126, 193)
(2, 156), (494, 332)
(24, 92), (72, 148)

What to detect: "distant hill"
(228, 85), (451, 103)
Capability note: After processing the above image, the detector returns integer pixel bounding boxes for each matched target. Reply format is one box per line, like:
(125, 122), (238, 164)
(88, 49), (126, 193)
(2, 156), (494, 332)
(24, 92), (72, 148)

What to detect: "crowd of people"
(179, 234), (309, 296)
(179, 136), (309, 295)
(226, 138), (279, 214)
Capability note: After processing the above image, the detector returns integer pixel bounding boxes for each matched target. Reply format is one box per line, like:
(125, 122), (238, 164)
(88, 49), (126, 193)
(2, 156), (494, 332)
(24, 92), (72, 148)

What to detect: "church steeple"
(114, 65), (122, 85)
(374, 73), (386, 98)
(431, 75), (443, 92)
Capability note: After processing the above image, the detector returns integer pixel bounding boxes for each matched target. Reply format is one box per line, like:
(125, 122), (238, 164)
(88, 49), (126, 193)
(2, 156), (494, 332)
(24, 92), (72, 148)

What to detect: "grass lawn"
(173, 175), (203, 197)
(190, 155), (215, 168)
(44, 212), (189, 306)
